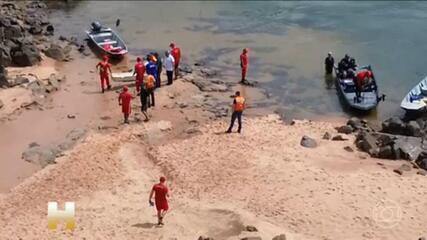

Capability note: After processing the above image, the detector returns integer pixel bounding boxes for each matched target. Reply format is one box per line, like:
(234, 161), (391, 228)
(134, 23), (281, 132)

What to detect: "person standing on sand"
(133, 57), (145, 94)
(164, 51), (175, 85)
(118, 86), (133, 124)
(169, 42), (181, 80)
(139, 82), (150, 121)
(226, 91), (245, 134)
(149, 176), (170, 226)
(153, 52), (162, 88)
(144, 74), (156, 108)
(240, 48), (249, 84)
(145, 55), (158, 88)
(96, 55), (112, 93)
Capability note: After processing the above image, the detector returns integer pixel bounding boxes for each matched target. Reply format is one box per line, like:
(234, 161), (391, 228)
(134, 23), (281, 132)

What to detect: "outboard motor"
(91, 21), (102, 32)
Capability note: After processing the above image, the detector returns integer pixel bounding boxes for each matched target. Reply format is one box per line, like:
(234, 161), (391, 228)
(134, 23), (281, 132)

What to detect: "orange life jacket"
(234, 96), (245, 112)
(145, 75), (155, 89)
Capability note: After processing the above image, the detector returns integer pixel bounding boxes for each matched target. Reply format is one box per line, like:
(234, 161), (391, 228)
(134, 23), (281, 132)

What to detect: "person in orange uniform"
(354, 69), (373, 102)
(118, 86), (133, 124)
(226, 91), (246, 134)
(144, 74), (156, 108)
(169, 42), (181, 80)
(133, 57), (145, 94)
(96, 55), (112, 93)
(149, 176), (170, 226)
(240, 48), (249, 83)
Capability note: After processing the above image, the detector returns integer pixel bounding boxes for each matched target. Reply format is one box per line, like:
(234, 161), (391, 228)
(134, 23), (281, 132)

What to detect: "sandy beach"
(1, 1), (427, 240)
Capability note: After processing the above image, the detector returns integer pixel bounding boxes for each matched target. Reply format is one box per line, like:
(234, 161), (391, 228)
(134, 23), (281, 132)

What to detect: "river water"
(47, 1), (427, 119)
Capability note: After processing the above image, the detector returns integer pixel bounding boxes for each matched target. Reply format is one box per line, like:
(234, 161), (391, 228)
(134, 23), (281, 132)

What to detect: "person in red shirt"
(96, 55), (112, 93)
(118, 86), (133, 124)
(149, 176), (170, 225)
(240, 48), (249, 83)
(169, 42), (181, 80)
(133, 57), (145, 94)
(354, 69), (372, 101)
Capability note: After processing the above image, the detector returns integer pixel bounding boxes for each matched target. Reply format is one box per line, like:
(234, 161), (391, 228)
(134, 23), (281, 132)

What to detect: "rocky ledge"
(337, 116), (427, 172)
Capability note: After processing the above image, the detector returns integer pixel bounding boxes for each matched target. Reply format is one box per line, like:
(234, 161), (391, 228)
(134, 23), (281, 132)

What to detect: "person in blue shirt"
(145, 55), (158, 87)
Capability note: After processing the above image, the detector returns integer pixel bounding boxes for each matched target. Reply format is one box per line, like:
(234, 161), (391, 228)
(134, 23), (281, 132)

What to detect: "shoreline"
(1, 1), (427, 239)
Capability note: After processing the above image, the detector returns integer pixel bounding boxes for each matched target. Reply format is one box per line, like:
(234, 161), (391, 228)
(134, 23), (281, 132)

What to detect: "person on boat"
(96, 55), (112, 93)
(145, 74), (156, 108)
(149, 176), (170, 226)
(164, 51), (175, 85)
(354, 69), (373, 102)
(153, 52), (162, 88)
(324, 52), (334, 75)
(170, 42), (181, 80)
(240, 48), (249, 84)
(226, 91), (246, 134)
(145, 55), (158, 88)
(118, 86), (133, 124)
(338, 54), (351, 73)
(133, 57), (145, 94)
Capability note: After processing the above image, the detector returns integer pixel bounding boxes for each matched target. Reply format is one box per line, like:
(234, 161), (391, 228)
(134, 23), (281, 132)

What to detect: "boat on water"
(85, 22), (128, 58)
(334, 65), (385, 111)
(400, 76), (427, 112)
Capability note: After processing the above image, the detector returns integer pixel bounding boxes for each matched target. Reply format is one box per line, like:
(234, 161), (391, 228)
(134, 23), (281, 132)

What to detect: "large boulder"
(336, 125), (354, 134)
(0, 65), (7, 87)
(11, 42), (41, 66)
(0, 44), (11, 66)
(3, 24), (24, 40)
(300, 135), (317, 148)
(43, 43), (70, 61)
(356, 131), (378, 154)
(407, 121), (422, 137)
(381, 117), (406, 135)
(347, 117), (363, 130)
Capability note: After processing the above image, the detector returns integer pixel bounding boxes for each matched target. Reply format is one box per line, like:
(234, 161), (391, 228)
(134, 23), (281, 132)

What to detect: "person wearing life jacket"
(133, 57), (146, 94)
(96, 55), (112, 93)
(226, 91), (246, 134)
(354, 69), (373, 101)
(169, 42), (181, 80)
(144, 74), (156, 108)
(118, 86), (133, 124)
(145, 55), (158, 88)
(240, 48), (249, 83)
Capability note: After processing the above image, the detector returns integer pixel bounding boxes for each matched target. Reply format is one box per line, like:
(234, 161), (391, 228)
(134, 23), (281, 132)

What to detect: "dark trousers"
(140, 89), (148, 111)
(147, 89), (155, 107)
(166, 71), (173, 85)
(227, 111), (242, 133)
(156, 70), (162, 88)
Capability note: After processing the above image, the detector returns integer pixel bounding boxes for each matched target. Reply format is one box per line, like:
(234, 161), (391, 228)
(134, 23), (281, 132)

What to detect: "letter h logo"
(47, 202), (75, 230)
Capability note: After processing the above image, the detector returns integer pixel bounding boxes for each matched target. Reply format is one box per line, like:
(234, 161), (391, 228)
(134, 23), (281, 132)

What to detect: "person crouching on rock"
(118, 86), (133, 124)
(226, 91), (246, 134)
(96, 55), (112, 93)
(149, 176), (170, 226)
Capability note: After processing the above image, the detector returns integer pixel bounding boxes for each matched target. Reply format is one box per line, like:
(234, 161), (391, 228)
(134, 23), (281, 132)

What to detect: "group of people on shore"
(97, 42), (181, 123)
(95, 45), (249, 226)
(324, 52), (373, 102)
